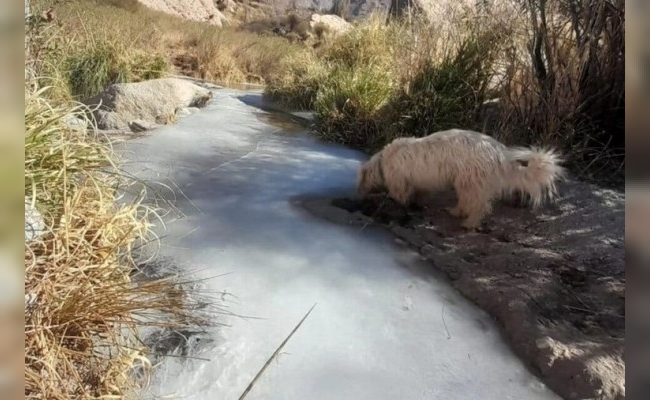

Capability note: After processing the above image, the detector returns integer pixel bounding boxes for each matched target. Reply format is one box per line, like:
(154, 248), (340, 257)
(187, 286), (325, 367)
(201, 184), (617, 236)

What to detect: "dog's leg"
(460, 190), (492, 230)
(446, 195), (468, 218)
(446, 183), (470, 218)
(386, 176), (414, 207)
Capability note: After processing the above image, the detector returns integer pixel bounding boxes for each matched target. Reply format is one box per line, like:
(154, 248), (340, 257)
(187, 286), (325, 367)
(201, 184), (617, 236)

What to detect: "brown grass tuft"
(24, 85), (218, 399)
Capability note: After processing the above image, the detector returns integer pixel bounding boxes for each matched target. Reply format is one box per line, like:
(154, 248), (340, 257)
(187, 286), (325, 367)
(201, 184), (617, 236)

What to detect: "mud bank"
(299, 179), (625, 400)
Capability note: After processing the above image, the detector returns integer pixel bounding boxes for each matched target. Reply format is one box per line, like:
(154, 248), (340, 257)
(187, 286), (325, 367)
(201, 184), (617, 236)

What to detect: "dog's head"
(357, 155), (384, 196)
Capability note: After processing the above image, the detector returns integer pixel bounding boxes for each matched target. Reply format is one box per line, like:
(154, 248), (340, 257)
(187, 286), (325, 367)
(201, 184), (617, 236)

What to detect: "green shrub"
(313, 65), (395, 149)
(264, 53), (327, 109)
(136, 53), (169, 80)
(66, 43), (129, 99)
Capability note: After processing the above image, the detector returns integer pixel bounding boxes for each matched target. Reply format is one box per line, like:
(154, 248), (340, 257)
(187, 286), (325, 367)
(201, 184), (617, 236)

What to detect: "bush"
(264, 53), (327, 109)
(266, 15), (499, 151)
(494, 0), (624, 184)
(313, 64), (395, 149)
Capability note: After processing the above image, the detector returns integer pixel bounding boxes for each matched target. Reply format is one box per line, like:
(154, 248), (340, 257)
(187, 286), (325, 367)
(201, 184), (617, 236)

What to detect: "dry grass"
(493, 0), (625, 184)
(26, 2), (302, 395)
(32, 0), (304, 99)
(24, 85), (219, 399)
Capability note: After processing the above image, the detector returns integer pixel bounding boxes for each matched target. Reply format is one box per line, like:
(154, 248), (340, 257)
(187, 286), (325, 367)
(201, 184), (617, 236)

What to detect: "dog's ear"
(515, 159), (529, 167)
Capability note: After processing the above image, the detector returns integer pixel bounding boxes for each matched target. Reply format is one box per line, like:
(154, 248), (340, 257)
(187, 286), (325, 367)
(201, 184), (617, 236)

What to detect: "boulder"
(63, 114), (88, 132)
(128, 119), (158, 132)
(138, 0), (229, 27)
(309, 14), (351, 35)
(84, 78), (212, 132)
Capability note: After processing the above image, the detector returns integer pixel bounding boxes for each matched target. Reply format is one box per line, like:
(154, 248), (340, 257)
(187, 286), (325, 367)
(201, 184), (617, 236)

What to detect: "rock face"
(386, 0), (510, 24)
(138, 0), (391, 21)
(83, 78), (212, 132)
(309, 13), (351, 34)
(282, 0), (390, 20)
(135, 0), (490, 25)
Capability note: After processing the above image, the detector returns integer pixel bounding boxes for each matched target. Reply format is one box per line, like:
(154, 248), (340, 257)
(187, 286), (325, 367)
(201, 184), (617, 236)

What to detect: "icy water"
(123, 87), (560, 400)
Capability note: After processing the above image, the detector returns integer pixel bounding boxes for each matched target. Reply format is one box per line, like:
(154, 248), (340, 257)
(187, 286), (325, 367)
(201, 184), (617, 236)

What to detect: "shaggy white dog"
(356, 129), (565, 229)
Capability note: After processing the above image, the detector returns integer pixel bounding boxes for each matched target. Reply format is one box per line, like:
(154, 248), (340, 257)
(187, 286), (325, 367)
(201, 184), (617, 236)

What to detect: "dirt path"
(299, 178), (625, 400)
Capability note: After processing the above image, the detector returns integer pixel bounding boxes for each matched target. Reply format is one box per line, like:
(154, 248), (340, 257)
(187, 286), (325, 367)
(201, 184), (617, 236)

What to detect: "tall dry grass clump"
(24, 85), (216, 399)
(182, 26), (299, 84)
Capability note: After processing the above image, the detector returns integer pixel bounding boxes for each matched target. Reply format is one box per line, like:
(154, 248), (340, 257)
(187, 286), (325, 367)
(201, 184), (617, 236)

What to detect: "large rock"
(138, 0), (229, 27)
(309, 14), (351, 35)
(84, 78), (212, 132)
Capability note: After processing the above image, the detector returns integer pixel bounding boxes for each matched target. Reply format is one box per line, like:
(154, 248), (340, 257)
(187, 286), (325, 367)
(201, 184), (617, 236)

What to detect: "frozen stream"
(123, 87), (560, 400)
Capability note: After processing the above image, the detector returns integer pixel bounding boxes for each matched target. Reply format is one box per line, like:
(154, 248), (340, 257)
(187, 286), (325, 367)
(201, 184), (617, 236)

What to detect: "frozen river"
(123, 87), (559, 400)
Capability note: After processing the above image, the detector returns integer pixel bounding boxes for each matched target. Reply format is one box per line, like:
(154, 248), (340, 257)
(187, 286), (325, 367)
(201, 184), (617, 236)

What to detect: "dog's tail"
(504, 146), (566, 207)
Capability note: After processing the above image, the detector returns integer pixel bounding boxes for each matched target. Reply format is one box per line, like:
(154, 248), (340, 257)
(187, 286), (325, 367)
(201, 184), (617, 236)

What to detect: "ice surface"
(124, 88), (560, 400)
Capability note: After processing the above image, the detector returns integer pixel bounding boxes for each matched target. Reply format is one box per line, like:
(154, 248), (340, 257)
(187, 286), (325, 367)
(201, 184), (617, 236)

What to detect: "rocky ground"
(299, 178), (625, 400)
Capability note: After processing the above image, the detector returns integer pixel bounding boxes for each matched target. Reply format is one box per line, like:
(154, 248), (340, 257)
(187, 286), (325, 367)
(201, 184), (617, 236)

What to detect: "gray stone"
(84, 78), (213, 131)
(310, 14), (351, 35)
(63, 114), (88, 132)
(129, 119), (158, 132)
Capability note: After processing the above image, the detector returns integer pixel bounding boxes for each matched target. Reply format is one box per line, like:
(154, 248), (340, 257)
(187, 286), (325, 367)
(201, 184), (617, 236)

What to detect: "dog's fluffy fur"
(357, 129), (565, 229)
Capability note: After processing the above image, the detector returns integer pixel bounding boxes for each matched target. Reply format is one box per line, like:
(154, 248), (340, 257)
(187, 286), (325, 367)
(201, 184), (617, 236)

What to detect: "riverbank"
(299, 178), (625, 400)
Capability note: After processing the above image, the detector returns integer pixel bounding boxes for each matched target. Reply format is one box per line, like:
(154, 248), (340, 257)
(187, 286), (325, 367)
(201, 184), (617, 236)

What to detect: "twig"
(359, 193), (389, 232)
(238, 303), (317, 400)
(442, 304), (451, 339)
